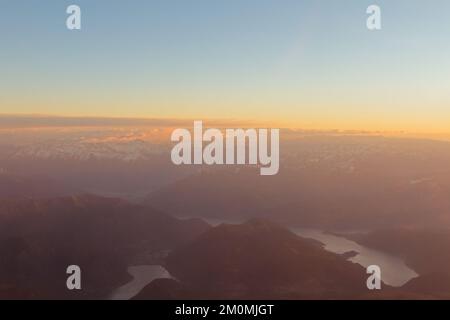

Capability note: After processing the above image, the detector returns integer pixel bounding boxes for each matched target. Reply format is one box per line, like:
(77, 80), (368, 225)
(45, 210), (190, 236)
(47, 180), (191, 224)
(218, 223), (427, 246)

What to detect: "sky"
(1, 0), (450, 133)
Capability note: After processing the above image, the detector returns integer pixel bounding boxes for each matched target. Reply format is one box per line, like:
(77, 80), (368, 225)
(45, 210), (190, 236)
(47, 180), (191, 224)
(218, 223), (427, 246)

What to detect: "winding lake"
(110, 265), (172, 300)
(114, 219), (419, 299)
(292, 228), (418, 287)
(200, 218), (418, 287)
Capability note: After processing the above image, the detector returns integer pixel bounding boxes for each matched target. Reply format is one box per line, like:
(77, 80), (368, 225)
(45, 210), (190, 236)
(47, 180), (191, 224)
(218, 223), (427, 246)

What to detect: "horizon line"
(1, 113), (450, 140)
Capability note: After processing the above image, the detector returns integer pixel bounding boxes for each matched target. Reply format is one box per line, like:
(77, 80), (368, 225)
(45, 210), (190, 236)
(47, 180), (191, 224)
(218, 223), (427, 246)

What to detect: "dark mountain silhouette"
(339, 228), (450, 299)
(135, 220), (450, 300)
(347, 228), (450, 275)
(135, 219), (371, 299)
(401, 273), (450, 299)
(0, 194), (209, 299)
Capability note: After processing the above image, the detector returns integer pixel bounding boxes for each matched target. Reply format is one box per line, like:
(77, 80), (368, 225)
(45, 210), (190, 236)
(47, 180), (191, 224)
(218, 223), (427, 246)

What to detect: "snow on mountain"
(8, 136), (169, 162)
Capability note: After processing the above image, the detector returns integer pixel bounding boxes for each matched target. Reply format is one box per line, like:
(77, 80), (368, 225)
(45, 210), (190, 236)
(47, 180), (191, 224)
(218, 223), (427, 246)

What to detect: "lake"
(198, 217), (418, 287)
(113, 219), (419, 299)
(109, 265), (172, 300)
(292, 228), (418, 287)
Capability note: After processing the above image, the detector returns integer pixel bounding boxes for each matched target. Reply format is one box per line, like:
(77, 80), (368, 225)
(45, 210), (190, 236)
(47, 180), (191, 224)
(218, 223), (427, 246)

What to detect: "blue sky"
(1, 0), (449, 132)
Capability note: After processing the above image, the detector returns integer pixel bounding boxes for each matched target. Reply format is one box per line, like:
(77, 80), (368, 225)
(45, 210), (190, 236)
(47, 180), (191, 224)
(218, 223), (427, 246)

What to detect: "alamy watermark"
(66, 265), (82, 290)
(367, 5), (382, 30)
(171, 121), (280, 176)
(366, 265), (382, 290)
(65, 4), (381, 31)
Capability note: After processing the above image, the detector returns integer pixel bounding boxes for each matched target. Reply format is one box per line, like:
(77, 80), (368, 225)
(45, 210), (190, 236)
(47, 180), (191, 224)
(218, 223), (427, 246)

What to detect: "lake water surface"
(200, 218), (418, 287)
(110, 265), (172, 300)
(114, 219), (419, 299)
(292, 228), (418, 287)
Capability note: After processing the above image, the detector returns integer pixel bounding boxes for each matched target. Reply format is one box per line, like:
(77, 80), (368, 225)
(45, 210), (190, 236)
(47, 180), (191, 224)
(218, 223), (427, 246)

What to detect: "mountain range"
(0, 194), (209, 299)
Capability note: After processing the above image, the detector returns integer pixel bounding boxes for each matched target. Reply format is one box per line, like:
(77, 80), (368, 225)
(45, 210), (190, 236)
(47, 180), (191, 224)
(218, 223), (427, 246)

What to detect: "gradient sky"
(1, 0), (450, 132)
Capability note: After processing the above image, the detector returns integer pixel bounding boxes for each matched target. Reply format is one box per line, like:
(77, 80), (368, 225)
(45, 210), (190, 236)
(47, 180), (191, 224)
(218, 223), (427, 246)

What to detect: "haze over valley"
(1, 123), (450, 299)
